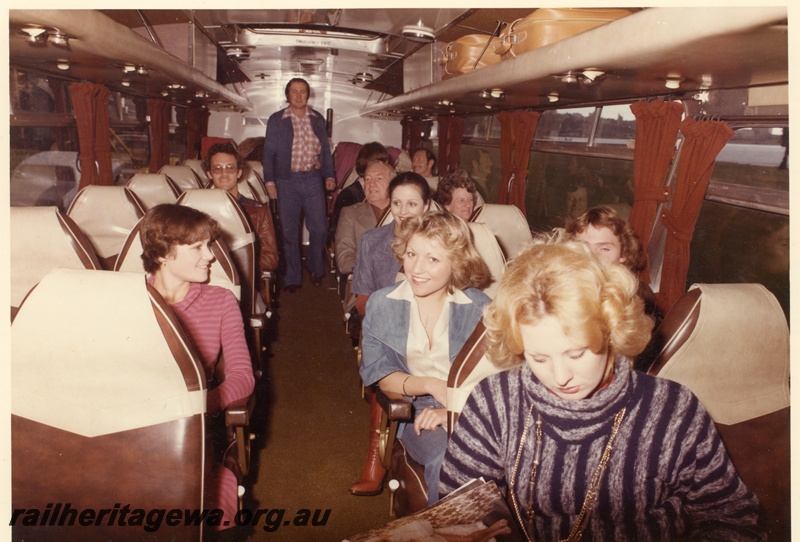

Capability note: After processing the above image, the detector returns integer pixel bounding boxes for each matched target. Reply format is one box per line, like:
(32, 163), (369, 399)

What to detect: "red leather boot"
(348, 392), (387, 495)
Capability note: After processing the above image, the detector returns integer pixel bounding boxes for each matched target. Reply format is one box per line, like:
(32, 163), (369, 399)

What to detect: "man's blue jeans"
(276, 171), (328, 286)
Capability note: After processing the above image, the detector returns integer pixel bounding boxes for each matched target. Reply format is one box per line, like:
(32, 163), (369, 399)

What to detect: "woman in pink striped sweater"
(141, 204), (255, 528)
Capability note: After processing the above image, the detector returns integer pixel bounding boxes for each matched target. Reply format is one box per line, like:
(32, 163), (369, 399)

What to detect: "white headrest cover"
(178, 189), (256, 251)
(67, 185), (142, 258)
(12, 269), (206, 437)
(467, 222), (506, 299)
(657, 283), (790, 425)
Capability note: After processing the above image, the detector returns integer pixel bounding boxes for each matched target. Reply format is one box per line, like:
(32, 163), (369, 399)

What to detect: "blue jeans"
(399, 395), (448, 506)
(276, 171), (328, 285)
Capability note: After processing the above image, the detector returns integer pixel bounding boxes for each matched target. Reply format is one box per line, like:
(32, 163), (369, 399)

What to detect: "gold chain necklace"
(509, 405), (627, 542)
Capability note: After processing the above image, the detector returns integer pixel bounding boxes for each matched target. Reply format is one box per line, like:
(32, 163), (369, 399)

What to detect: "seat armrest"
(375, 387), (413, 421)
(225, 394), (256, 426)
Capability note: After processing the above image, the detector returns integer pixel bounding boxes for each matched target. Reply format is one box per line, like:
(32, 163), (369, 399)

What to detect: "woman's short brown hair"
(391, 210), (490, 292)
(434, 168), (477, 209)
(566, 205), (645, 274)
(140, 204), (221, 274)
(484, 241), (652, 370)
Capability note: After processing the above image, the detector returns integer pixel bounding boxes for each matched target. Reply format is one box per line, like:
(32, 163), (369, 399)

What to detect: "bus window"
(595, 104), (637, 148)
(459, 144), (501, 203)
(535, 106), (596, 144)
(687, 125), (789, 321)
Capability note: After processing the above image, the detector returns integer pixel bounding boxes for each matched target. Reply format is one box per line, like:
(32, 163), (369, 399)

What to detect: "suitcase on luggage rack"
(439, 34), (502, 79)
(495, 8), (634, 59)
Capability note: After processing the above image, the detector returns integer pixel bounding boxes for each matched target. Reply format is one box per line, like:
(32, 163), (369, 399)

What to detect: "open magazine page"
(345, 479), (523, 542)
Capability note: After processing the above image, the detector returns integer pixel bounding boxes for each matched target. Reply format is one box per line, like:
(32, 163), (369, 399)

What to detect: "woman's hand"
(425, 377), (448, 407)
(413, 407), (447, 435)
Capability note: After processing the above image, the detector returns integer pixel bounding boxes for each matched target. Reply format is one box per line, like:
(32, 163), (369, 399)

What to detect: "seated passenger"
(411, 147), (438, 190)
(140, 204), (255, 529)
(330, 141), (392, 240)
(440, 241), (762, 540)
(335, 159), (394, 276)
(351, 172), (432, 317)
(566, 205), (662, 326)
(349, 172), (434, 496)
(360, 211), (491, 505)
(204, 142), (279, 299)
(434, 168), (478, 221)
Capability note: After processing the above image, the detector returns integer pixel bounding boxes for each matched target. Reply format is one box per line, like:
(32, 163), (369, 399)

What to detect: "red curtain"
(656, 117), (734, 312)
(437, 116), (465, 175)
(496, 110), (540, 216)
(401, 118), (433, 153)
(185, 106), (210, 160)
(628, 100), (684, 282)
(147, 99), (171, 173)
(94, 86), (114, 185)
(69, 83), (101, 189)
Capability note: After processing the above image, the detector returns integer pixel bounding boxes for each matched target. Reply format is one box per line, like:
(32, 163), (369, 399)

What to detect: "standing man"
(262, 78), (336, 292)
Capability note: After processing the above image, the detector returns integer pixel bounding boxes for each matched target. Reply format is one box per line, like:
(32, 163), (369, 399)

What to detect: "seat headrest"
(651, 283), (789, 425)
(177, 188), (256, 251)
(467, 222), (506, 299)
(10, 207), (101, 308)
(158, 165), (204, 191)
(12, 268), (206, 437)
(66, 185), (145, 258)
(126, 173), (181, 210)
(470, 203), (532, 260)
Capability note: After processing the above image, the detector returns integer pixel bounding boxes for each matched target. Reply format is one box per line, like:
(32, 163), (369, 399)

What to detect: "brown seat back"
(644, 283), (790, 539)
(11, 268), (206, 541)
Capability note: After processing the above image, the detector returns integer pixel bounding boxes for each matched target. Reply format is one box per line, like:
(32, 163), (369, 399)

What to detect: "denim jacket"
(359, 281), (490, 387)
(261, 107), (335, 183)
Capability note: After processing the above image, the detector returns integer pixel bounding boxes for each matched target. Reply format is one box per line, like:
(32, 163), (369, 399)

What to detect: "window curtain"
(185, 106), (210, 160)
(147, 99), (171, 173)
(69, 83), (101, 189)
(497, 110), (540, 216)
(656, 117), (734, 313)
(437, 115), (465, 175)
(628, 99), (683, 282)
(401, 118), (432, 153)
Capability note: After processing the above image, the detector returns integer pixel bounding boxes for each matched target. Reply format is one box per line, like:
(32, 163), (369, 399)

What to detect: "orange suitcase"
(495, 8), (633, 59)
(439, 34), (502, 79)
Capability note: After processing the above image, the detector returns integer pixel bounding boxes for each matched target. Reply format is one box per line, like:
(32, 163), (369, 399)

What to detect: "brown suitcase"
(439, 34), (502, 79)
(495, 8), (633, 59)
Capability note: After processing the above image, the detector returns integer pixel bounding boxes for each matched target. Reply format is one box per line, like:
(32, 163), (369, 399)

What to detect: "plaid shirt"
(283, 107), (322, 172)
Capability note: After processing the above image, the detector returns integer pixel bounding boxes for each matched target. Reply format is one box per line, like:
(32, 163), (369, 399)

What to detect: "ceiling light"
(664, 73), (684, 90)
(438, 99), (451, 106)
(195, 91), (207, 98)
(490, 89), (504, 99)
(121, 80), (131, 87)
(47, 30), (69, 47)
(484, 104), (492, 109)
(123, 64), (136, 73)
(402, 24), (435, 43)
(561, 73), (579, 84)
(226, 46), (251, 60)
(21, 25), (47, 43)
(479, 90), (491, 100)
(354, 72), (374, 83)
(56, 60), (70, 71)
(547, 92), (559, 103)
(160, 90), (169, 97)
(136, 66), (148, 76)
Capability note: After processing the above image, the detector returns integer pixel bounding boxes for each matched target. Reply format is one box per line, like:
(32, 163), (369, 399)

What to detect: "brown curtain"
(496, 110), (540, 216)
(185, 106), (210, 160)
(401, 118), (433, 154)
(437, 115), (465, 175)
(656, 117), (734, 312)
(94, 86), (114, 185)
(69, 83), (100, 189)
(628, 99), (684, 282)
(147, 99), (171, 173)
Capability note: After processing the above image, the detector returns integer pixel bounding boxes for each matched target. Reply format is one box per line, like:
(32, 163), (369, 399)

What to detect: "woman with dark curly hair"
(440, 241), (761, 541)
(434, 168), (478, 221)
(141, 203), (254, 529)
